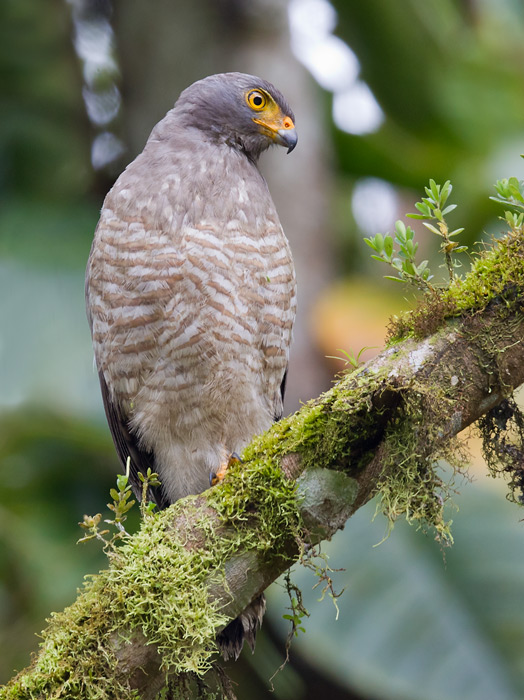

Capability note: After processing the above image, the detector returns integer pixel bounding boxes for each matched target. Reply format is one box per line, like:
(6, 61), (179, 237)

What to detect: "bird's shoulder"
(95, 124), (278, 240)
(112, 123), (262, 199)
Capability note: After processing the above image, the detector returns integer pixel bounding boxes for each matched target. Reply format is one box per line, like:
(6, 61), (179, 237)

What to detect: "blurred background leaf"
(2, 0), (524, 697)
(267, 475), (524, 700)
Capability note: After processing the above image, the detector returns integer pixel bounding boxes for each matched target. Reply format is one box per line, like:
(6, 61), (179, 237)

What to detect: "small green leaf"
(413, 202), (432, 217)
(495, 179), (511, 197)
(394, 220), (407, 238)
(116, 474), (128, 491)
(120, 500), (135, 513)
(402, 260), (416, 276)
(404, 239), (416, 256)
(391, 258), (403, 271)
(423, 222), (441, 235)
(77, 534), (97, 543)
(429, 179), (440, 201)
(384, 275), (406, 283)
(441, 180), (452, 203)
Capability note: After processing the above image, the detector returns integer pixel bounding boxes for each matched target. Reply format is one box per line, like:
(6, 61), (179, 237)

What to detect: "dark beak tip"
(277, 127), (298, 154)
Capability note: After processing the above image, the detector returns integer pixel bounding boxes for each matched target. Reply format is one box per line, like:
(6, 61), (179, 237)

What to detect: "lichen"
(373, 386), (469, 543)
(478, 397), (524, 504)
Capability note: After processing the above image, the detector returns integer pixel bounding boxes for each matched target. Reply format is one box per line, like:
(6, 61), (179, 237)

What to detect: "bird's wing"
(97, 369), (171, 509)
(276, 369), (288, 421)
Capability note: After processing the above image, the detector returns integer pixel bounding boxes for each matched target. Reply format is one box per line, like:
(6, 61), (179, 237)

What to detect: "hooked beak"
(275, 127), (298, 154)
(253, 114), (298, 154)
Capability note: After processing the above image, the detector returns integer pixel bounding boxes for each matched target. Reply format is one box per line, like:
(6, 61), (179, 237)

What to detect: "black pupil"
(253, 94), (263, 106)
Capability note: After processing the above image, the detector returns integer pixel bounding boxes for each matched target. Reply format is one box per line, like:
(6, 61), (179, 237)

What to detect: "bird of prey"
(86, 72), (297, 659)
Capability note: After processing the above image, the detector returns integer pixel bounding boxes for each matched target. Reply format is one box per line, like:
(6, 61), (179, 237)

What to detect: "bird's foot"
(209, 452), (242, 487)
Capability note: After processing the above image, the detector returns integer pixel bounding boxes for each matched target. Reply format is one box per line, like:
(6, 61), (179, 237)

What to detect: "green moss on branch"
(389, 228), (524, 340)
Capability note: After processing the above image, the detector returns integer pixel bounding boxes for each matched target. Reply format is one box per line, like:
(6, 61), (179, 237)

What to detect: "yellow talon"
(210, 452), (242, 486)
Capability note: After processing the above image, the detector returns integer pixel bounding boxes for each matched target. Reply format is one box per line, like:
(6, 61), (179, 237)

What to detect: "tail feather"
(216, 594), (266, 661)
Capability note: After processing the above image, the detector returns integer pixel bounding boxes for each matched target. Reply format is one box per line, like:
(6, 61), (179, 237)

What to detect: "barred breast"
(86, 136), (296, 501)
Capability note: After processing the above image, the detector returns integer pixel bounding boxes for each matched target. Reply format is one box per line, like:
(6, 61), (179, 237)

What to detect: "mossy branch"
(3, 230), (524, 699)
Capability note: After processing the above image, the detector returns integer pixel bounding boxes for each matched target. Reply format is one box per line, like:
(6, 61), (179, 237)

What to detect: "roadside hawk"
(86, 72), (297, 659)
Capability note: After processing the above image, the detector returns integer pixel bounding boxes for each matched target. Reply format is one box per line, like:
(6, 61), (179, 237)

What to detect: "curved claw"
(209, 452), (243, 487)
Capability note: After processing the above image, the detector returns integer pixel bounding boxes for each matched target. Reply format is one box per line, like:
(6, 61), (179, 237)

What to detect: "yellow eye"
(246, 90), (267, 111)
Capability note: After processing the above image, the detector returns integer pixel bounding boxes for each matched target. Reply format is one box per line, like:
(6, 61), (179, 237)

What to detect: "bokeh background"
(2, 1), (524, 698)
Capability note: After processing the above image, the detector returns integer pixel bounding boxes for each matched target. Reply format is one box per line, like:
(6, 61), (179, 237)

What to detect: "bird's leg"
(209, 451), (242, 486)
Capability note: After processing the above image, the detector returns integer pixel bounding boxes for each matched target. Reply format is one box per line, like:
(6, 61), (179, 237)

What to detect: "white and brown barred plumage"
(85, 73), (297, 659)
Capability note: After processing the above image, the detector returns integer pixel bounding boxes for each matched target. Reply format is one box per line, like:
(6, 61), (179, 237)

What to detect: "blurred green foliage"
(331, 0), (524, 258)
(0, 411), (114, 684)
(1, 0), (92, 203)
(1, 1), (524, 698)
(0, 0), (111, 683)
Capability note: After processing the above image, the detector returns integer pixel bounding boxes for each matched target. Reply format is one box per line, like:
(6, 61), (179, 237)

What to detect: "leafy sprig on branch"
(408, 179), (466, 282)
(364, 220), (435, 292)
(78, 461), (160, 552)
(490, 176), (524, 229)
(364, 179), (466, 292)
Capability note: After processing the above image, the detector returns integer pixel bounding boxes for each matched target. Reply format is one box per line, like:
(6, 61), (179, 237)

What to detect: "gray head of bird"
(172, 72), (298, 160)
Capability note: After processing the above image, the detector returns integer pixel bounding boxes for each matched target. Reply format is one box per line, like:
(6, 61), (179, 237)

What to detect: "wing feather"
(98, 370), (171, 509)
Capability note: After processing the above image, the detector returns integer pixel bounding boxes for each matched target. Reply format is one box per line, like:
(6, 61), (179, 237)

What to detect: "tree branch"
(3, 231), (524, 699)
